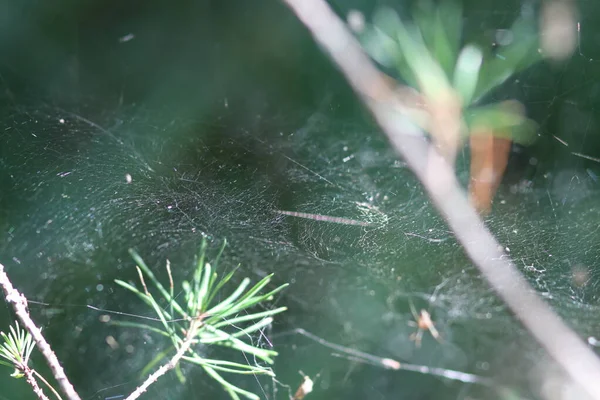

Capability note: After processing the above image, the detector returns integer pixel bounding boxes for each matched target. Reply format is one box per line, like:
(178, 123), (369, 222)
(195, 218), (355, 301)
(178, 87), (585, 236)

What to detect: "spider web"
(1, 1), (600, 400)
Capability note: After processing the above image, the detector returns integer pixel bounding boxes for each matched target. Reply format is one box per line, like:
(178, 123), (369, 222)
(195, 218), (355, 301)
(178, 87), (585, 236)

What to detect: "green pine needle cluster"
(0, 322), (63, 400)
(114, 238), (288, 400)
(0, 322), (35, 378)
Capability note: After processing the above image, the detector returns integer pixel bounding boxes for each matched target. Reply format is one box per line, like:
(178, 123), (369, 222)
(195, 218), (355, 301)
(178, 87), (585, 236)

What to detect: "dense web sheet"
(2, 4), (600, 400)
(1, 91), (599, 400)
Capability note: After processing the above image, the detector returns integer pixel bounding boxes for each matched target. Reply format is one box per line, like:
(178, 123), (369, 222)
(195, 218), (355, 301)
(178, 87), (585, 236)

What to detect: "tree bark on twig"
(0, 263), (82, 400)
(279, 0), (600, 398)
(23, 367), (51, 400)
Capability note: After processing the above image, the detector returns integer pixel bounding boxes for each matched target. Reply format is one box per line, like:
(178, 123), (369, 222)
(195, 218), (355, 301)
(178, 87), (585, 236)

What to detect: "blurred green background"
(1, 0), (600, 399)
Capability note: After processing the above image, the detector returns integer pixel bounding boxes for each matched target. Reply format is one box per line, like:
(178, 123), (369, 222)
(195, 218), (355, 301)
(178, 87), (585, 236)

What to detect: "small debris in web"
(552, 135), (568, 147)
(347, 10), (365, 33)
(118, 33), (135, 43)
(292, 374), (314, 400)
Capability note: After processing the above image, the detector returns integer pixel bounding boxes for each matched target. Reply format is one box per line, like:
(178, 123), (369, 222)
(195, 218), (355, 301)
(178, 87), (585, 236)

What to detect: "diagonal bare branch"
(280, 0), (600, 398)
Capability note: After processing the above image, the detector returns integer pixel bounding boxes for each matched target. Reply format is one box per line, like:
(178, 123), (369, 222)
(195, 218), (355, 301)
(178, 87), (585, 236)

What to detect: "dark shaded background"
(1, 1), (600, 399)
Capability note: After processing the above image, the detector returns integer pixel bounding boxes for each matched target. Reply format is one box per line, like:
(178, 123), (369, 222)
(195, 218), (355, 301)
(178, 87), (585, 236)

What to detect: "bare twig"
(124, 319), (201, 400)
(33, 369), (65, 400)
(0, 263), (82, 400)
(280, 1), (600, 398)
(286, 328), (491, 385)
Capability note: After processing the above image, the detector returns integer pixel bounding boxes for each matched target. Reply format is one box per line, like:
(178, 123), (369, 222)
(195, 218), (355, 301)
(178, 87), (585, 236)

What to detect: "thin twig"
(291, 328), (491, 386)
(280, 1), (600, 398)
(273, 209), (370, 226)
(571, 152), (600, 163)
(33, 369), (64, 400)
(23, 366), (51, 400)
(0, 263), (82, 400)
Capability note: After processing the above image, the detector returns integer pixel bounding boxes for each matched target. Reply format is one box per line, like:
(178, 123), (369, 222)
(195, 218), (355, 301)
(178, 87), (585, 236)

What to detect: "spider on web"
(406, 279), (450, 348)
(408, 299), (442, 348)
